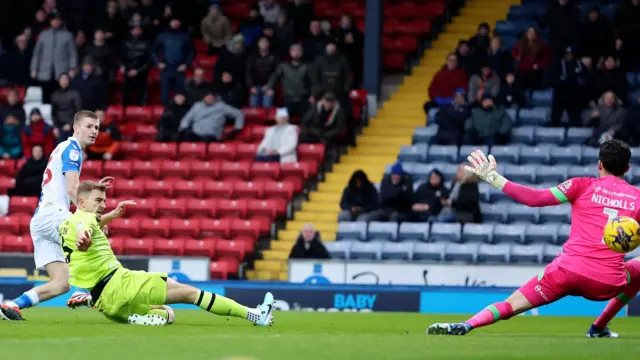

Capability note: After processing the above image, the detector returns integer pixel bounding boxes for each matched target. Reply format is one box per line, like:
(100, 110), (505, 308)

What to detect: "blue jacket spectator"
(152, 18), (195, 104)
(70, 58), (107, 113)
(413, 169), (450, 220)
(303, 20), (330, 63)
(337, 170), (381, 222)
(380, 162), (415, 222)
(238, 5), (264, 48)
(0, 114), (23, 159)
(434, 90), (471, 146)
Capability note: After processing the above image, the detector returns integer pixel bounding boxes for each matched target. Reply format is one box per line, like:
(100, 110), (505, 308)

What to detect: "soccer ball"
(603, 216), (640, 253)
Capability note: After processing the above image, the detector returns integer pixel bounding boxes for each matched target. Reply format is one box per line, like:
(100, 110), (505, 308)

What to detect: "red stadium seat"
(250, 162), (280, 181)
(139, 218), (170, 238)
(148, 142), (178, 160)
(134, 124), (158, 141)
(9, 197), (38, 214)
(0, 159), (16, 177)
(169, 218), (200, 238)
(154, 238), (186, 256)
(194, 54), (218, 68)
(263, 181), (294, 201)
(241, 107), (269, 124)
(159, 160), (191, 179)
(173, 179), (204, 198)
(0, 176), (15, 194)
(107, 105), (124, 123)
(132, 160), (160, 179)
(124, 106), (153, 123)
(235, 126), (253, 143)
(109, 237), (125, 254)
(250, 126), (267, 143)
(124, 198), (157, 218)
(215, 240), (245, 261)
(190, 160), (220, 180)
(281, 162), (310, 181)
(200, 218), (230, 238)
(235, 143), (258, 161)
(383, 53), (406, 71)
(233, 181), (264, 199)
(103, 160), (133, 178)
(297, 144), (325, 165)
(123, 238), (154, 256)
(82, 160), (103, 179)
(220, 161), (250, 180)
(247, 199), (278, 221)
(109, 218), (140, 237)
(120, 142), (150, 160)
(230, 219), (260, 241)
(113, 178), (144, 198)
(152, 105), (164, 122)
(207, 143), (236, 161)
(184, 239), (216, 258)
(217, 199), (247, 219)
(156, 198), (187, 218)
(194, 39), (208, 53)
(2, 235), (33, 253)
(179, 142), (207, 160)
(203, 180), (233, 199)
(209, 259), (231, 280)
(349, 89), (368, 107)
(18, 214), (31, 235)
(186, 198), (217, 219)
(144, 179), (173, 198)
(0, 215), (21, 235)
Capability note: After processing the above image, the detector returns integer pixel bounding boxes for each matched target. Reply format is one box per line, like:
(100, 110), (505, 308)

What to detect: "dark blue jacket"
(152, 30), (195, 67)
(415, 169), (450, 216)
(0, 124), (22, 159)
(339, 184), (379, 212)
(379, 175), (414, 212)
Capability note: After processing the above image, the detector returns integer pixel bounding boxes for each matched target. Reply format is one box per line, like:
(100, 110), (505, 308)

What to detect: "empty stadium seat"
(462, 224), (494, 243)
(543, 245), (563, 262)
(481, 202), (508, 223)
(367, 222), (398, 242)
(445, 243), (478, 262)
(551, 145), (582, 165)
(381, 242), (413, 260)
(537, 165), (568, 183)
(154, 238), (185, 256)
(337, 222), (367, 241)
(430, 223), (461, 242)
(412, 126), (438, 144)
(507, 204), (539, 223)
(184, 239), (216, 258)
(325, 241), (351, 259)
(493, 224), (525, 243)
(478, 244), (511, 263)
(510, 244), (543, 263)
(350, 242), (382, 260)
(2, 235), (33, 253)
(398, 223), (429, 242)
(413, 242), (445, 261)
(399, 144), (427, 163)
(458, 145), (488, 163)
(428, 145), (457, 163)
(123, 238), (154, 255)
(520, 145), (550, 164)
(539, 204), (571, 223)
(525, 223), (558, 244)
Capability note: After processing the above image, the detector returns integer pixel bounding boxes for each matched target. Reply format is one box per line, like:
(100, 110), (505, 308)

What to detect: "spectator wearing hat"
(413, 169), (450, 221)
(256, 108), (298, 164)
(512, 27), (551, 91)
(30, 10), (78, 103)
(178, 90), (244, 143)
(3, 34), (33, 86)
(0, 89), (26, 125)
(22, 108), (55, 158)
(152, 17), (195, 105)
(84, 29), (115, 82)
(433, 89), (471, 146)
(217, 71), (244, 109)
(185, 67), (213, 105)
(540, 0), (581, 56)
(299, 92), (346, 146)
(289, 224), (330, 260)
(468, 65), (501, 106)
(303, 20), (331, 63)
(267, 44), (314, 118)
(121, 24), (151, 106)
(464, 93), (512, 146)
(51, 73), (82, 142)
(70, 57), (107, 113)
(469, 22), (491, 55)
(157, 91), (189, 142)
(334, 14), (364, 88)
(247, 37), (279, 109)
(9, 145), (47, 197)
(239, 4), (265, 48)
(86, 109), (120, 160)
(214, 34), (248, 89)
(380, 162), (415, 222)
(200, 4), (233, 56)
(549, 46), (587, 127)
(0, 114), (22, 159)
(338, 170), (381, 222)
(424, 53), (469, 113)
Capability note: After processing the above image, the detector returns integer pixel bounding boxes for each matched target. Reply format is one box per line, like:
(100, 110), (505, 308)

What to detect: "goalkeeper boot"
(67, 291), (93, 309)
(0, 303), (24, 321)
(586, 324), (620, 338)
(427, 322), (472, 335)
(254, 292), (275, 327)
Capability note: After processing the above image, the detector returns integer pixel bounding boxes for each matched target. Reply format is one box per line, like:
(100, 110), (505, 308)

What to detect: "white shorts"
(30, 208), (71, 269)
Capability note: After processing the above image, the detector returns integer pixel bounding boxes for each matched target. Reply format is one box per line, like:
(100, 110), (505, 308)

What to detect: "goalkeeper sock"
(465, 302), (514, 329)
(10, 290), (40, 309)
(194, 290), (260, 322)
(593, 282), (640, 330)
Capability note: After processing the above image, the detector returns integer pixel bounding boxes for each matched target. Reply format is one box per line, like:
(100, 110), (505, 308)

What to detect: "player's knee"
(51, 279), (71, 295)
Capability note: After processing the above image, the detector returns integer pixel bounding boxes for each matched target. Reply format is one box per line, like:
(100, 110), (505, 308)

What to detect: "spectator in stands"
(22, 108), (55, 158)
(540, 0), (581, 56)
(215, 34), (248, 88)
(239, 4), (264, 48)
(70, 57), (107, 113)
(615, 0), (640, 71)
(337, 170), (381, 222)
(511, 27), (550, 91)
(267, 44), (314, 118)
(468, 65), (500, 106)
(256, 108), (298, 163)
(102, 0), (126, 45)
(549, 46), (586, 127)
(200, 4), (232, 56)
(75, 31), (88, 64)
(216, 71), (244, 109)
(313, 40), (352, 102)
(437, 164), (481, 223)
(469, 22), (491, 55)
(335, 14), (364, 88)
(303, 20), (330, 63)
(30, 10), (78, 103)
(178, 90), (244, 143)
(0, 89), (26, 125)
(51, 73), (82, 142)
(157, 91), (189, 142)
(152, 17), (195, 105)
(247, 37), (278, 109)
(497, 73), (526, 109)
(380, 162), (414, 222)
(288, 224), (330, 260)
(585, 91), (627, 146)
(8, 145), (46, 197)
(121, 24), (151, 107)
(299, 92), (346, 146)
(580, 7), (615, 64)
(433, 89), (471, 146)
(594, 56), (628, 104)
(424, 53), (468, 112)
(86, 109), (120, 160)
(32, 9), (49, 36)
(456, 40), (478, 76)
(285, 0), (313, 40)
(464, 93), (512, 145)
(0, 114), (22, 159)
(185, 67), (212, 105)
(482, 36), (513, 79)
(84, 29), (115, 82)
(413, 169), (450, 221)
(274, 11), (295, 58)
(3, 34), (32, 86)
(259, 0), (281, 25)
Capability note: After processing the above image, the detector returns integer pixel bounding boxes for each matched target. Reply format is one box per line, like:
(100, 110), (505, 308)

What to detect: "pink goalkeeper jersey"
(551, 175), (640, 286)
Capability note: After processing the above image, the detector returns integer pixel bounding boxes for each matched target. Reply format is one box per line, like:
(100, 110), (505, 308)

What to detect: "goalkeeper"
(60, 180), (275, 326)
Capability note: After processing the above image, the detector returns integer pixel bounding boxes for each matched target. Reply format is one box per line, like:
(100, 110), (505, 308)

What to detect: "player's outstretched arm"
(466, 150), (562, 208)
(99, 200), (136, 228)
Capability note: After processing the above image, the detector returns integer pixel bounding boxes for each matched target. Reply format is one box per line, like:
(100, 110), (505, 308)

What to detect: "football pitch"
(2, 308), (640, 360)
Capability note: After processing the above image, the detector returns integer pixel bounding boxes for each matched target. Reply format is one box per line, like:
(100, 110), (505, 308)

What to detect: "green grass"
(2, 308), (640, 359)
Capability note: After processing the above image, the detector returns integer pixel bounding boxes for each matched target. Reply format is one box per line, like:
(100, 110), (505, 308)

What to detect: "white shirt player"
(35, 137), (83, 214)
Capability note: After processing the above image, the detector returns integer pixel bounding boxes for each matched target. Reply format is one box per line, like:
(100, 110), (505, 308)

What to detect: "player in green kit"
(59, 180), (275, 326)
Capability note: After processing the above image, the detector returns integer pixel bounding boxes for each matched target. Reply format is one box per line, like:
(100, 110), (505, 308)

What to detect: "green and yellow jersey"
(59, 210), (122, 289)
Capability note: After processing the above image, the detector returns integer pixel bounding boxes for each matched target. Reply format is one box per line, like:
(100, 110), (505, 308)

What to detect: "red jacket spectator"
(22, 109), (55, 159)
(87, 110), (121, 160)
(511, 28), (551, 72)
(428, 54), (468, 101)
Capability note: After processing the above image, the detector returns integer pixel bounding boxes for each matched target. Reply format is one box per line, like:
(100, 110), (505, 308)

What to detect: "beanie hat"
(390, 162), (404, 175)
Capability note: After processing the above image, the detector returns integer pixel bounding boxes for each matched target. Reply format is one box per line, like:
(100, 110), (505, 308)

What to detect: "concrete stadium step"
(254, 259), (287, 271)
(295, 212), (339, 222)
(362, 126), (416, 136)
(277, 228), (337, 242)
(247, 270), (286, 281)
(356, 136), (410, 146)
(338, 154), (397, 164)
(287, 221), (338, 233)
(389, 92), (427, 103)
(308, 193), (341, 205)
(261, 249), (289, 260)
(317, 182), (347, 193)
(270, 240), (295, 251)
(302, 201), (341, 213)
(347, 145), (404, 157)
(446, 23), (481, 34)
(339, 157), (398, 167)
(331, 164), (384, 176)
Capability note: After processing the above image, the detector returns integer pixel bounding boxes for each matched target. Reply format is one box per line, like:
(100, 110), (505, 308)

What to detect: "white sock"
(25, 289), (40, 307)
(246, 308), (261, 322)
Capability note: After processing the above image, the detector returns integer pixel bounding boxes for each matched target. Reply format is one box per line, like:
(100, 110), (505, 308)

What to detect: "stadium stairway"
(247, 0), (520, 281)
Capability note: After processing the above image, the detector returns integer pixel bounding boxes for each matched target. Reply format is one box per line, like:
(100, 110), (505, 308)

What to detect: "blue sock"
(11, 290), (40, 309)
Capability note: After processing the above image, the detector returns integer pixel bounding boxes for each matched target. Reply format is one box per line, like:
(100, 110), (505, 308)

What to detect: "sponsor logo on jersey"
(557, 180), (572, 194)
(69, 150), (80, 161)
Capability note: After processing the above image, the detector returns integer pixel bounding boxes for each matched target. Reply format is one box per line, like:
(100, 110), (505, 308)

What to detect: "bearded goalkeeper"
(59, 180), (275, 326)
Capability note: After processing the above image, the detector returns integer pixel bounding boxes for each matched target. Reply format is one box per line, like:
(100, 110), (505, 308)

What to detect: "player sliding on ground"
(46, 180), (273, 326)
(427, 140), (640, 337)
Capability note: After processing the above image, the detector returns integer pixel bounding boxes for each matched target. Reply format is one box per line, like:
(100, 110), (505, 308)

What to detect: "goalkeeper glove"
(464, 149), (507, 191)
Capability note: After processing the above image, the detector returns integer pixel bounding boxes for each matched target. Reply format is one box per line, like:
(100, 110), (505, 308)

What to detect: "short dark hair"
(74, 110), (98, 125)
(77, 180), (107, 198)
(599, 139), (631, 176)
